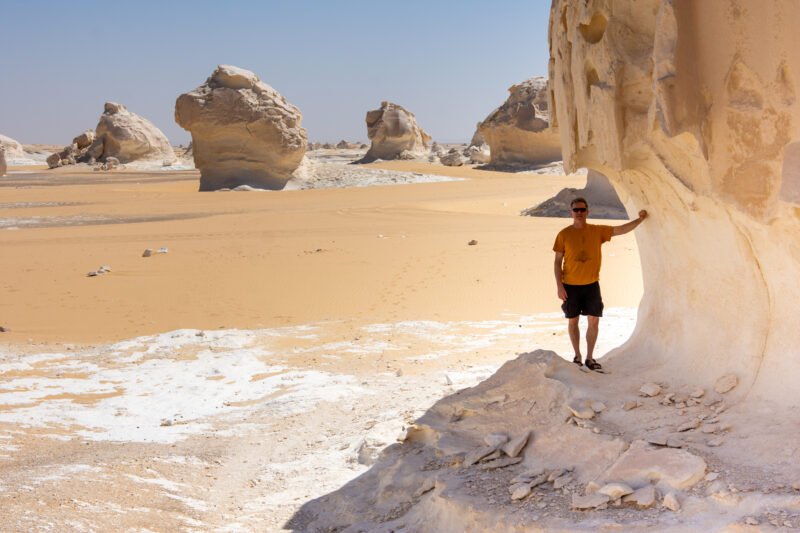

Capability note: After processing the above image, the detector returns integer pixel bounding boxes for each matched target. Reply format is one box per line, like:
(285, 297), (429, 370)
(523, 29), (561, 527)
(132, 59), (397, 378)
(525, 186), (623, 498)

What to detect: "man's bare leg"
(568, 316), (582, 363)
(585, 315), (600, 365)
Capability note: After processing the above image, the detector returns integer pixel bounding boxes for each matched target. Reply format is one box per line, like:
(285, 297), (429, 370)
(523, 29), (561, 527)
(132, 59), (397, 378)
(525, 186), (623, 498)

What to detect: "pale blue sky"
(1, 1), (551, 145)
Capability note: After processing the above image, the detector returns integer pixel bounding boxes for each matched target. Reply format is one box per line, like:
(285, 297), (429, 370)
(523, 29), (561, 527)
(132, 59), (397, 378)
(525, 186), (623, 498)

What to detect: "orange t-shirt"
(553, 224), (614, 285)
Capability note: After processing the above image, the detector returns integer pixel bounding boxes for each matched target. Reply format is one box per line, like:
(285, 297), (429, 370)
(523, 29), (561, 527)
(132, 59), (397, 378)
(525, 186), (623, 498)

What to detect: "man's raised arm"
(612, 209), (648, 236)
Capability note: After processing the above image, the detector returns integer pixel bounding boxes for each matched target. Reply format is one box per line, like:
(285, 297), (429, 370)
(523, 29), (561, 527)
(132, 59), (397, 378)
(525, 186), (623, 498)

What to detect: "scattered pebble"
(484, 432), (510, 448)
(0, 326), (9, 332)
(705, 472), (719, 481)
(690, 388), (705, 398)
(510, 483), (532, 500)
(677, 419), (701, 432)
(707, 437), (724, 447)
(623, 485), (659, 508)
(395, 368), (403, 377)
(553, 475), (573, 489)
(639, 383), (662, 397)
(468, 240), (478, 246)
(501, 431), (532, 458)
(599, 482), (633, 499)
(444, 375), (453, 386)
(571, 493), (611, 510)
(623, 400), (641, 411)
(663, 492), (681, 512)
(142, 249), (153, 257)
(568, 401), (596, 420)
(714, 374), (738, 394)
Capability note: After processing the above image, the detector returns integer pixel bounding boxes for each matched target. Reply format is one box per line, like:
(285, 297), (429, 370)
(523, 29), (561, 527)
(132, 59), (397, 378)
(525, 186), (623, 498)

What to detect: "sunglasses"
(572, 207), (587, 213)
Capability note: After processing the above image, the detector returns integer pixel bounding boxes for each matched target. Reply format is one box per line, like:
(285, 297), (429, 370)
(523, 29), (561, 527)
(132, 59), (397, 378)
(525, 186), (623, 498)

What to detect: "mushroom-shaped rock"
(87, 103), (174, 165)
(549, 0), (800, 404)
(175, 64), (307, 191)
(477, 77), (562, 166)
(0, 134), (25, 161)
(363, 102), (431, 161)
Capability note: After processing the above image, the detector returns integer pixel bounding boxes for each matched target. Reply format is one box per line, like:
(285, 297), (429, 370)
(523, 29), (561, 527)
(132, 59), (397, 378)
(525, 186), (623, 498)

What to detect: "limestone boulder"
(477, 77), (562, 166)
(522, 170), (628, 219)
(175, 64), (307, 190)
(88, 102), (174, 165)
(469, 123), (486, 147)
(549, 0), (800, 402)
(72, 130), (95, 150)
(0, 134), (26, 161)
(363, 102), (431, 161)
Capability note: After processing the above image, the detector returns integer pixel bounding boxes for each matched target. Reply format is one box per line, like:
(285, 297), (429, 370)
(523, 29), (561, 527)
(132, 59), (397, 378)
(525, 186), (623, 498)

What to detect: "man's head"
(570, 197), (589, 222)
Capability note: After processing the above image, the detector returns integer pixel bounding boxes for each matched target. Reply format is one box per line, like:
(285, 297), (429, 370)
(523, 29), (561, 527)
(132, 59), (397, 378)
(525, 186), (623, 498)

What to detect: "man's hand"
(638, 209), (648, 220)
(613, 208), (648, 236)
(557, 284), (567, 301)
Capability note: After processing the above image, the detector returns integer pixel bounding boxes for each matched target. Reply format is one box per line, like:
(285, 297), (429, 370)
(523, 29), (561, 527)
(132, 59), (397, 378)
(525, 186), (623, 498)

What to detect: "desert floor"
(0, 160), (642, 531)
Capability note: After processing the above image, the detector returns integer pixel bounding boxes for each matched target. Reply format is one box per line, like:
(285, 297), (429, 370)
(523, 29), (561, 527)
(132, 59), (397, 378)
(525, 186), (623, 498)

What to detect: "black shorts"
(561, 281), (604, 318)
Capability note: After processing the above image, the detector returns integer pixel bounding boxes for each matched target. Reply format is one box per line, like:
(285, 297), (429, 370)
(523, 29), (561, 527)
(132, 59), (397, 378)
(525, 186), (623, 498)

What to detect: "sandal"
(585, 359), (602, 371)
(572, 356), (583, 367)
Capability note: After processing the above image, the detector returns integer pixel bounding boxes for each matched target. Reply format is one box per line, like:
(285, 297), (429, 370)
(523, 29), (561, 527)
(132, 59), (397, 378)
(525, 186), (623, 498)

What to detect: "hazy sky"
(1, 0), (551, 145)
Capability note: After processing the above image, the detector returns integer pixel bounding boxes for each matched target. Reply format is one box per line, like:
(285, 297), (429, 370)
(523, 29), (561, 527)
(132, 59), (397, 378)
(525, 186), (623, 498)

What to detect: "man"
(553, 197), (647, 370)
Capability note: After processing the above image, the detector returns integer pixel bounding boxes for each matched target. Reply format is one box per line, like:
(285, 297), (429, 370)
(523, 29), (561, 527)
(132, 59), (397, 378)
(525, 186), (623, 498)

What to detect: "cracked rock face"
(89, 102), (175, 165)
(549, 0), (800, 402)
(175, 64), (308, 191)
(364, 102), (431, 161)
(478, 77), (562, 166)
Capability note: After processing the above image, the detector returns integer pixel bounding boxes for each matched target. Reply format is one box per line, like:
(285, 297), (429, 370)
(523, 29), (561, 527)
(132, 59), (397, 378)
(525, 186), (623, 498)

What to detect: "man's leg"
(568, 317), (581, 362)
(586, 315), (600, 362)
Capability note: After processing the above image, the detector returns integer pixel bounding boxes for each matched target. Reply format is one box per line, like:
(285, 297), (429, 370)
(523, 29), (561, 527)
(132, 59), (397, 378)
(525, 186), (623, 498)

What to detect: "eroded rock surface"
(363, 102), (431, 161)
(549, 0), (800, 401)
(477, 77), (562, 166)
(175, 64), (307, 190)
(89, 103), (175, 165)
(0, 134), (25, 161)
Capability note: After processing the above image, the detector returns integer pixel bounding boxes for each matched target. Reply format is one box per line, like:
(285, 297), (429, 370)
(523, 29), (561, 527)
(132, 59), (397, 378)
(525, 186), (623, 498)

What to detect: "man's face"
(571, 202), (588, 222)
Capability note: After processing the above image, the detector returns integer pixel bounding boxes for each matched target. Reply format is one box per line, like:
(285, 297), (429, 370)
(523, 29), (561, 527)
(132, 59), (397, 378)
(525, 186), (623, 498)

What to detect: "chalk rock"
(86, 102), (174, 165)
(522, 170), (628, 219)
(439, 150), (465, 167)
(0, 134), (25, 160)
(714, 374), (739, 394)
(484, 432), (509, 447)
(0, 147), (6, 177)
(469, 123), (486, 147)
(598, 482), (633, 500)
(363, 101), (431, 161)
(598, 440), (706, 491)
(639, 383), (662, 397)
(509, 483), (532, 500)
(46, 153), (62, 169)
(464, 144), (490, 164)
(568, 400), (596, 419)
(549, 0), (800, 405)
(478, 77), (561, 166)
(175, 64), (307, 190)
(663, 491), (681, 512)
(623, 485), (659, 508)
(571, 493), (610, 510)
(72, 129), (95, 150)
(501, 431), (532, 458)
(690, 388), (706, 399)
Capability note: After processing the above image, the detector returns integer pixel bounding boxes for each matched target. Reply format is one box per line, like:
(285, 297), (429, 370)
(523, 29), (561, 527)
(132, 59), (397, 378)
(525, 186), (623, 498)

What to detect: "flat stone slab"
(597, 440), (706, 491)
(572, 493), (611, 510)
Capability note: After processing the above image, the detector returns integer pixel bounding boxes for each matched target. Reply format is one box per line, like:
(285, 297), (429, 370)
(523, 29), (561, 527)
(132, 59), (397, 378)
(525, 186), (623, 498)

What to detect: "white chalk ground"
(0, 309), (636, 531)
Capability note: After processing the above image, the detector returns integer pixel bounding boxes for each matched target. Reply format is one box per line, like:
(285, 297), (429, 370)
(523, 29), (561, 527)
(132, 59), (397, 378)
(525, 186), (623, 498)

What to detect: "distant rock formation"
(0, 134), (26, 161)
(522, 170), (628, 219)
(439, 149), (465, 167)
(88, 103), (174, 164)
(478, 77), (562, 166)
(0, 147), (6, 176)
(47, 104), (174, 169)
(175, 64), (307, 191)
(363, 102), (431, 161)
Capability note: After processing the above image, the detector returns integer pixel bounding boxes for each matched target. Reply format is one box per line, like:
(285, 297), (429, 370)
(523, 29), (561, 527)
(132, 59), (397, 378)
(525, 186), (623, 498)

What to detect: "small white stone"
(510, 483), (532, 500)
(157, 247), (168, 253)
(714, 374), (738, 394)
(599, 482), (633, 499)
(623, 485), (659, 508)
(705, 472), (719, 481)
(639, 383), (662, 397)
(707, 437), (724, 447)
(87, 271), (99, 277)
(395, 368), (403, 377)
(571, 493), (611, 510)
(444, 374), (453, 386)
(484, 432), (510, 447)
(690, 387), (705, 398)
(663, 492), (681, 512)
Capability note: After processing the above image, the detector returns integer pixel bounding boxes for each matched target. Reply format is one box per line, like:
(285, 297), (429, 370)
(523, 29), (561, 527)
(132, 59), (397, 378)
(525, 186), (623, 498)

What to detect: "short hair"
(570, 197), (588, 208)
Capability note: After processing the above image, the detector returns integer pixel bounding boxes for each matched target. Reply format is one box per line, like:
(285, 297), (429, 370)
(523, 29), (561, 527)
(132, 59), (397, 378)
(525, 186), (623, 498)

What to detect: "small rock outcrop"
(88, 103), (174, 164)
(0, 147), (6, 176)
(363, 102), (431, 161)
(477, 77), (561, 166)
(175, 64), (308, 191)
(521, 170), (628, 219)
(0, 134), (25, 161)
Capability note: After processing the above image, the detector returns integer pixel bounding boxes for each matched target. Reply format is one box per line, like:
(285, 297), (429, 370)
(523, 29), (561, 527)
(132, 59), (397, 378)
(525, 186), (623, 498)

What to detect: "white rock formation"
(477, 77), (562, 166)
(550, 0), (800, 404)
(522, 170), (628, 219)
(363, 102), (431, 161)
(0, 134), (25, 161)
(175, 64), (307, 190)
(88, 103), (175, 164)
